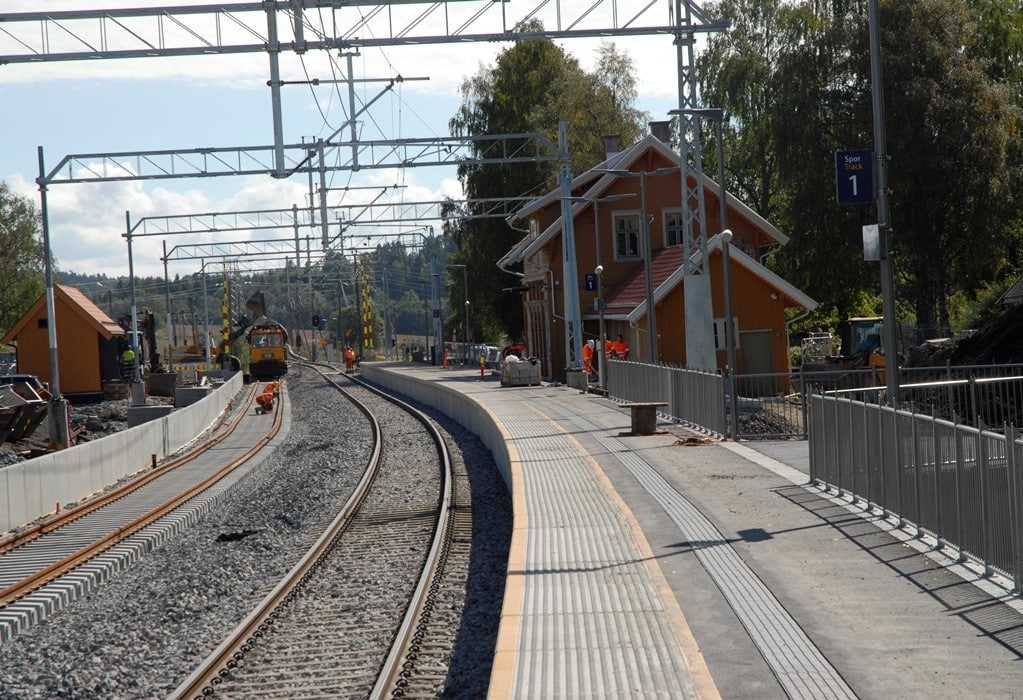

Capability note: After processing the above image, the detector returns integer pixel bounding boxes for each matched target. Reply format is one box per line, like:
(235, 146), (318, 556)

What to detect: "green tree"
(699, 0), (877, 323)
(698, 0), (1023, 337)
(860, 0), (1020, 336)
(448, 23), (647, 340)
(392, 289), (429, 336)
(0, 182), (45, 336)
(767, 0), (881, 324)
(969, 0), (1023, 98)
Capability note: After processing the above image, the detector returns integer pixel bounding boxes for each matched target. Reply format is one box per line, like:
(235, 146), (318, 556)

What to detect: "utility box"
(127, 404), (174, 428)
(501, 358), (541, 387)
(566, 370), (588, 391)
(146, 372), (177, 398)
(175, 385), (212, 408)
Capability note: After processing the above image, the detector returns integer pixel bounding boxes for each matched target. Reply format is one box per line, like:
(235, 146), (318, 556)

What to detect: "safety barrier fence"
(608, 361), (1023, 441)
(809, 391), (1023, 593)
(606, 358), (1023, 589)
(730, 364), (1023, 440)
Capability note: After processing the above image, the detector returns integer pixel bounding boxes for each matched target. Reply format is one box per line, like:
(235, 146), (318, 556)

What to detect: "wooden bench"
(621, 402), (668, 435)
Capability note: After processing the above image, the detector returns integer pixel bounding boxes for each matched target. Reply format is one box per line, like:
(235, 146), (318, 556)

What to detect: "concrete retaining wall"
(360, 364), (513, 493)
(0, 372), (244, 533)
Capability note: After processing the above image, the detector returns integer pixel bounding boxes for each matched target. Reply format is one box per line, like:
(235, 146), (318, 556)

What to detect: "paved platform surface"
(369, 364), (1023, 699)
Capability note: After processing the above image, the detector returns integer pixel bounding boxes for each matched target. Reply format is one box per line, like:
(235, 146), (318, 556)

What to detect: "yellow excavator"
(168, 291), (270, 368)
(801, 316), (888, 383)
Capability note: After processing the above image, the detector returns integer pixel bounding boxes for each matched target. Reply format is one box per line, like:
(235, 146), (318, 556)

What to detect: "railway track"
(171, 362), (454, 698)
(0, 366), (506, 697)
(0, 381), (283, 642)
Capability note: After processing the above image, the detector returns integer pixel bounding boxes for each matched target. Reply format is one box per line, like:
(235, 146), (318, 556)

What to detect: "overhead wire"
(287, 4), (504, 254)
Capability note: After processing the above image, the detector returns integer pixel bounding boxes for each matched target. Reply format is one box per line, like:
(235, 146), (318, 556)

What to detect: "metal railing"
(605, 356), (1023, 590)
(809, 392), (1023, 593)
(607, 361), (1023, 441)
(606, 360), (725, 436)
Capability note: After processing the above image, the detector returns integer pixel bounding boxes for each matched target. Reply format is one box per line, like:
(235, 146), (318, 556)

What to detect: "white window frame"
(612, 210), (642, 260)
(663, 209), (684, 247)
(713, 316), (740, 350)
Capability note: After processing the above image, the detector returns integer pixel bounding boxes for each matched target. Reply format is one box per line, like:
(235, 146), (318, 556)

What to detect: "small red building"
(501, 133), (817, 380)
(1, 285), (126, 399)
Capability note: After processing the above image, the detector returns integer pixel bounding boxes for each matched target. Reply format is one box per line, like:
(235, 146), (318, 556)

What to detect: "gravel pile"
(0, 370), (511, 698)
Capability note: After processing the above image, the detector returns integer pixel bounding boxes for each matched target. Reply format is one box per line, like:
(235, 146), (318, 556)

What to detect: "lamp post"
(464, 299), (471, 361)
(673, 107), (737, 439)
(448, 263), (468, 366)
(430, 254), (441, 365)
(594, 264), (605, 386)
(869, 0), (900, 407)
(596, 168), (677, 364)
(582, 192), (636, 390)
(96, 282), (113, 315)
(640, 173), (657, 364)
(423, 278), (430, 362)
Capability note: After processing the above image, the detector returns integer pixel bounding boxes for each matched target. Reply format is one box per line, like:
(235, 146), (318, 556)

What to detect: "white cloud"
(11, 166), (461, 279)
(3, 0), (709, 280)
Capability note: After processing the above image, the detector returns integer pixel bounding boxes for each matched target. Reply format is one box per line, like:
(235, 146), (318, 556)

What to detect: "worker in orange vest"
(344, 346), (356, 373)
(582, 339), (596, 378)
(611, 334), (631, 361)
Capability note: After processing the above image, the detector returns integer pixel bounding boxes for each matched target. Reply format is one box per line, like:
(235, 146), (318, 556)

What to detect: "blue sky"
(1, 1), (686, 279)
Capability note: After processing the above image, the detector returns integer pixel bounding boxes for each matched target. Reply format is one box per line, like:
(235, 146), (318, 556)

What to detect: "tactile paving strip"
(487, 405), (699, 699)
(544, 402), (856, 700)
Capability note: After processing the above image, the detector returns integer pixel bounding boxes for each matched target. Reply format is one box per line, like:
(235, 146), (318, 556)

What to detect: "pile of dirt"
(906, 304), (1023, 368)
(0, 399), (148, 465)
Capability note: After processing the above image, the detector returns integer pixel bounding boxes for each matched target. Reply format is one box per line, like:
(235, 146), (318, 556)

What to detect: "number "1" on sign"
(835, 149), (875, 204)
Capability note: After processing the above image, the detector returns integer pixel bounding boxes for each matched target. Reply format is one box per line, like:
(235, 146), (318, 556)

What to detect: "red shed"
(1, 285), (126, 399)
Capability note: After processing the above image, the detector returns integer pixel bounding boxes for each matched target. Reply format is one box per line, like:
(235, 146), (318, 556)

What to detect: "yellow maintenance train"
(248, 321), (289, 381)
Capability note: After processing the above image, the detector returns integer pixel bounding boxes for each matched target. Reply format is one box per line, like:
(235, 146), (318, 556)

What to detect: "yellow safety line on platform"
(487, 427), (527, 698)
(492, 397), (720, 700)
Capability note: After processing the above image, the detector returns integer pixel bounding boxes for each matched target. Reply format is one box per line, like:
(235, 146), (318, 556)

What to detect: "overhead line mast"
(11, 0), (726, 447)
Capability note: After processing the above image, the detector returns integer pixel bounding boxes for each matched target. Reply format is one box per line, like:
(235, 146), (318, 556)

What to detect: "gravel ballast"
(0, 369), (511, 698)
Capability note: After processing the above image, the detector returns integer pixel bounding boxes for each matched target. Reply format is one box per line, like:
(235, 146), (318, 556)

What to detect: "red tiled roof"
(58, 285), (125, 336)
(602, 246), (687, 317)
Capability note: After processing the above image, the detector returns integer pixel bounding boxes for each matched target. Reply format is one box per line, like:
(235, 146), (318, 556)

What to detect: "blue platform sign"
(835, 149), (875, 204)
(584, 273), (597, 292)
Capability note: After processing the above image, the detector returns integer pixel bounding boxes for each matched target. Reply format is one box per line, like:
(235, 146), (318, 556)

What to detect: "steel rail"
(0, 383), (283, 608)
(0, 383), (258, 556)
(346, 368), (455, 699)
(169, 365), (385, 699)
(170, 362), (452, 699)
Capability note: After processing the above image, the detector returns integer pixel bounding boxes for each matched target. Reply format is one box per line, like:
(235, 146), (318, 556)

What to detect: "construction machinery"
(796, 316), (890, 395)
(248, 322), (288, 380)
(118, 309), (164, 375)
(169, 336), (215, 365)
(835, 316), (887, 373)
(168, 297), (210, 365)
(213, 291), (289, 379)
